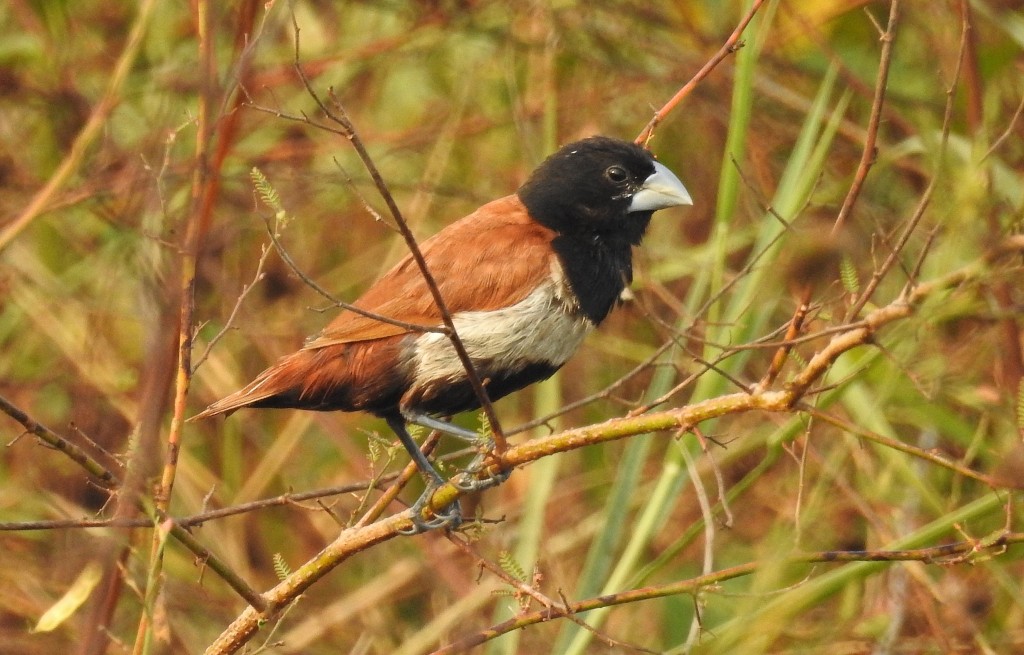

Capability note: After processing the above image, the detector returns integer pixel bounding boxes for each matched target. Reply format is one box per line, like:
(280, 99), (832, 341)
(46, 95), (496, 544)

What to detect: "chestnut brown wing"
(305, 195), (559, 348)
(191, 195), (559, 419)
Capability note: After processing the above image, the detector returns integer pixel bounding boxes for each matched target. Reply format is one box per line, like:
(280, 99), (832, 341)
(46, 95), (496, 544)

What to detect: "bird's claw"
(454, 446), (511, 492)
(397, 439), (510, 533)
(453, 469), (511, 492)
(399, 486), (462, 535)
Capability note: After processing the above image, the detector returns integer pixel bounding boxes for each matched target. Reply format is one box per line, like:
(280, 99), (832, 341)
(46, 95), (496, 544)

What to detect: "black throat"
(550, 213), (652, 325)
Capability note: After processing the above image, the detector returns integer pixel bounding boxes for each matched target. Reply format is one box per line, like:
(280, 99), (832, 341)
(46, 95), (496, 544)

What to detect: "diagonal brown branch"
(256, 207), (447, 334)
(287, 13), (506, 452)
(0, 394), (266, 610)
(831, 0), (901, 234)
(844, 2), (968, 321)
(0, 394), (119, 488)
(203, 240), (1024, 655)
(635, 0), (768, 146)
(435, 533), (1024, 654)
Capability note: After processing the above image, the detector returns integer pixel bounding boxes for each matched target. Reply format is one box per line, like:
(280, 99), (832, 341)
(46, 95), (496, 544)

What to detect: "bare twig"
(192, 241), (272, 373)
(831, 0), (900, 233)
(134, 2), (276, 647)
(799, 405), (1010, 489)
(0, 394), (119, 488)
(680, 441), (714, 650)
(447, 535), (655, 654)
(844, 5), (967, 321)
(982, 91), (1024, 161)
(287, 14), (506, 453)
(0, 394), (266, 609)
(259, 211), (446, 334)
(635, 0), (768, 145)
(132, 1), (215, 648)
(354, 432), (442, 528)
(0, 478), (390, 532)
(508, 339), (676, 435)
(756, 295), (811, 391)
(434, 533), (1024, 654)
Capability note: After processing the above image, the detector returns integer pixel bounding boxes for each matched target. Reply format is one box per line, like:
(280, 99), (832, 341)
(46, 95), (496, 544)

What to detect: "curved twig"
(287, 15), (506, 452)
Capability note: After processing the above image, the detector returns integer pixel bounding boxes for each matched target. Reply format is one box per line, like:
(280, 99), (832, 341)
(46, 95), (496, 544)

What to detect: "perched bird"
(192, 136), (691, 530)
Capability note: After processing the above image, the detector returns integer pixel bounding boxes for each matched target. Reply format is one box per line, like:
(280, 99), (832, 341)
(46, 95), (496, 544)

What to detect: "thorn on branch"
(7, 430), (29, 447)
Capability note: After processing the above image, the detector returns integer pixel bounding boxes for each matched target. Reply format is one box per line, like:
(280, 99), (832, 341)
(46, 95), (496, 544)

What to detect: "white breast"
(410, 277), (593, 384)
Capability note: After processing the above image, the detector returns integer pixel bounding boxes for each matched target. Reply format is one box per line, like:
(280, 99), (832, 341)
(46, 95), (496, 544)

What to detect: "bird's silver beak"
(628, 160), (692, 212)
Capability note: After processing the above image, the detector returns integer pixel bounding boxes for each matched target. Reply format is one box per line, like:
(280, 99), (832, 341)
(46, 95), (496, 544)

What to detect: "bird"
(191, 136), (691, 531)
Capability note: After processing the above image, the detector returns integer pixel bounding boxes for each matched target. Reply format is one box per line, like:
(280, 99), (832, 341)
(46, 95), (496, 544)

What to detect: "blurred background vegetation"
(1, 0), (1023, 653)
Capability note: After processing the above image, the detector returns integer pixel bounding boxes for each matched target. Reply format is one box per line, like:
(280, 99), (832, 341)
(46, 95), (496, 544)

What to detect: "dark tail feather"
(188, 366), (288, 421)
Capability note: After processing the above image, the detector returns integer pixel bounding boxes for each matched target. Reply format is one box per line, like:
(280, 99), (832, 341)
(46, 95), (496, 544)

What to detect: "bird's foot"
(400, 411), (508, 489)
(454, 444), (511, 492)
(399, 485), (463, 535)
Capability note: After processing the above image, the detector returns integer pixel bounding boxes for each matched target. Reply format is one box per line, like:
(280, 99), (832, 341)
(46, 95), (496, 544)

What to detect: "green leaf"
(840, 254), (860, 295)
(498, 550), (526, 582)
(273, 553), (291, 581)
(32, 561), (103, 633)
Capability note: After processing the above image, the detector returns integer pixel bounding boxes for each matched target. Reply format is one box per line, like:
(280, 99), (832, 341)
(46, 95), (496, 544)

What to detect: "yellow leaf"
(32, 561), (103, 633)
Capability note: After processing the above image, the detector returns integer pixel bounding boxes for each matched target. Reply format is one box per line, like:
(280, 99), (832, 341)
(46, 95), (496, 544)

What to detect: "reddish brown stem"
(635, 0), (768, 146)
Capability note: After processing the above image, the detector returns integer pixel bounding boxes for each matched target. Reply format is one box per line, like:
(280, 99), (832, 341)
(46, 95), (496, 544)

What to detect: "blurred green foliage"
(1, 1), (1023, 654)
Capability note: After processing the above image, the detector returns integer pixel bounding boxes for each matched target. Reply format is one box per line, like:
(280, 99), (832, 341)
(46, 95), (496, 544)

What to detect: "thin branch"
(203, 241), (1024, 654)
(0, 394), (266, 609)
(259, 212), (446, 334)
(982, 90), (1024, 161)
(680, 441), (714, 651)
(831, 0), (901, 232)
(133, 1), (217, 647)
(434, 534), (1024, 654)
(800, 405), (1006, 489)
(756, 294), (811, 391)
(354, 432), (441, 528)
(447, 535), (655, 654)
(288, 13), (506, 452)
(635, 0), (768, 145)
(192, 241), (272, 373)
(0, 479), (389, 531)
(0, 394), (119, 488)
(844, 5), (967, 321)
(508, 338), (676, 435)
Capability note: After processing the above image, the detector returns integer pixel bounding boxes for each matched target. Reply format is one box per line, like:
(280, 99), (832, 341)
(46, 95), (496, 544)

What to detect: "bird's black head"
(517, 136), (691, 245)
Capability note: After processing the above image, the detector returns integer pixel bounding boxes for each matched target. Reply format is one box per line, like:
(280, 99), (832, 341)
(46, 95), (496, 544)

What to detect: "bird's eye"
(605, 165), (628, 183)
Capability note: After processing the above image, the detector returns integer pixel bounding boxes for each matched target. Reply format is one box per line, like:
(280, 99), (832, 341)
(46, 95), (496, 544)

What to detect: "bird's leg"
(384, 415), (461, 533)
(401, 410), (510, 493)
(402, 410), (482, 442)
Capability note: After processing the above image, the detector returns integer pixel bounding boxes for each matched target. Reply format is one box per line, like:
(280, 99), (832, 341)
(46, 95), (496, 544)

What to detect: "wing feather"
(305, 194), (557, 349)
(190, 194), (557, 420)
